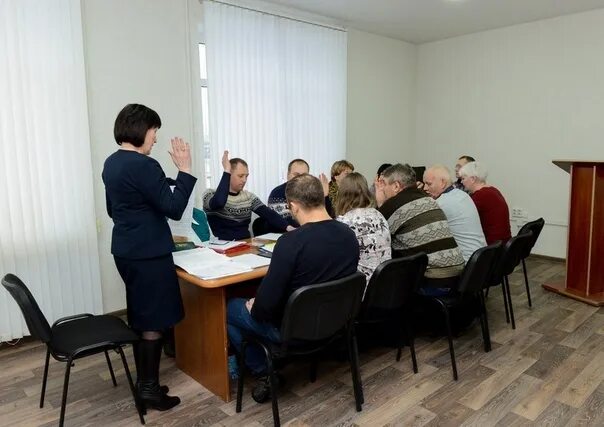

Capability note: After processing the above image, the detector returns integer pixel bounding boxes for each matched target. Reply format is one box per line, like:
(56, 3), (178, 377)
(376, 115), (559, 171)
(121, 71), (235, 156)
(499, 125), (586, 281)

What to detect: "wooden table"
(174, 246), (270, 402)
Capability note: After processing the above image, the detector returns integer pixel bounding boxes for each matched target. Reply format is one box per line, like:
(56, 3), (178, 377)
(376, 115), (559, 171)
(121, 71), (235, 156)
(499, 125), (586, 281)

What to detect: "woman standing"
(102, 104), (196, 411)
(335, 172), (391, 296)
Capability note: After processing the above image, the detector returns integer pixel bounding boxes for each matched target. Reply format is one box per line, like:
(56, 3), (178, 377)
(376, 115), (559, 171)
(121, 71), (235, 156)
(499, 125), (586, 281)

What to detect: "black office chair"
(1, 274), (144, 427)
(420, 242), (502, 380)
(236, 272), (366, 427)
(357, 253), (428, 373)
(517, 218), (545, 307)
(487, 233), (533, 330)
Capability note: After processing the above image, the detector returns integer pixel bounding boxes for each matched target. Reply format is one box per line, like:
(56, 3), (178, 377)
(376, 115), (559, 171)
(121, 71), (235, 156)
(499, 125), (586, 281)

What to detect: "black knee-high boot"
(137, 339), (180, 411)
(133, 341), (169, 394)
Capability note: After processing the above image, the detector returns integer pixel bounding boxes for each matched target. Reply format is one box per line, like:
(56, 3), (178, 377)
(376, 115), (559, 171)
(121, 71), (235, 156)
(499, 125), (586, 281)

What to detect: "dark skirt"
(114, 254), (184, 331)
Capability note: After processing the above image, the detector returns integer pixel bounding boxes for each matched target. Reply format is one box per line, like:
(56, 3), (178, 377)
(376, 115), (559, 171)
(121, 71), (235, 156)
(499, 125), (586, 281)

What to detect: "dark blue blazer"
(102, 150), (197, 259)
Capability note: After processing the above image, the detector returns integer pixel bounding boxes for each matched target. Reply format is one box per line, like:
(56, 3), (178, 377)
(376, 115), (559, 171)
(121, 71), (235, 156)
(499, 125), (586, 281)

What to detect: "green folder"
(192, 207), (211, 242)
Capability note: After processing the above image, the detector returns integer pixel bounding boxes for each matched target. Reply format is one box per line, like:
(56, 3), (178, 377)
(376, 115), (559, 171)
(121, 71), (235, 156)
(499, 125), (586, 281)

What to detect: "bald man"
(423, 165), (486, 262)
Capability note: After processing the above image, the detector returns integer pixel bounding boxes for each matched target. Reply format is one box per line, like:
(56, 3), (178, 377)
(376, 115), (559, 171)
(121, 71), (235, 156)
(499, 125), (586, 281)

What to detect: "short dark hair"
(230, 158), (248, 169)
(287, 158), (309, 173)
(286, 174), (325, 210)
(377, 163), (392, 176)
(113, 104), (161, 147)
(458, 155), (475, 162)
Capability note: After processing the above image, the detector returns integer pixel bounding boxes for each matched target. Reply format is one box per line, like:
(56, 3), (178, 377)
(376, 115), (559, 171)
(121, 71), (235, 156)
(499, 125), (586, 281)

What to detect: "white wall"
(347, 29), (417, 180)
(82, 0), (201, 313)
(415, 9), (604, 258)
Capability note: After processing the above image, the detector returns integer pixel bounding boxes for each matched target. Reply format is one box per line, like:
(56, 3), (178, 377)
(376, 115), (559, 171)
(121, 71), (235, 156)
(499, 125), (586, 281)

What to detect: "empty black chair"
(236, 272), (366, 427)
(517, 218), (545, 307)
(420, 242), (502, 380)
(357, 253), (428, 373)
(1, 274), (144, 427)
(487, 233), (533, 330)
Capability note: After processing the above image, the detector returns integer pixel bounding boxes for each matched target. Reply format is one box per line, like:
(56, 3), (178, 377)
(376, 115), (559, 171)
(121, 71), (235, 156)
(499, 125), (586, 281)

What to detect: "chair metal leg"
(348, 329), (364, 410)
(105, 350), (117, 387)
(116, 346), (145, 425)
(501, 281), (510, 323)
(59, 357), (73, 427)
(266, 357), (281, 427)
(40, 347), (51, 408)
(437, 301), (458, 381)
(235, 342), (247, 413)
(405, 319), (418, 374)
(522, 259), (532, 308)
(504, 276), (516, 329)
(478, 292), (492, 352)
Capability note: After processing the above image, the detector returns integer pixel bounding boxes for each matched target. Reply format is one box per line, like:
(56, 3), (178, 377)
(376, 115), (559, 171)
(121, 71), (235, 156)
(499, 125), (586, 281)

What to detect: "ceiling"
(260, 0), (604, 43)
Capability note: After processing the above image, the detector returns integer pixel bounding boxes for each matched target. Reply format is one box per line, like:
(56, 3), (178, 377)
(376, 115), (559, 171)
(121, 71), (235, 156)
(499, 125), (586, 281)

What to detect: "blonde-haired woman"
(328, 160), (354, 212)
(336, 172), (391, 295)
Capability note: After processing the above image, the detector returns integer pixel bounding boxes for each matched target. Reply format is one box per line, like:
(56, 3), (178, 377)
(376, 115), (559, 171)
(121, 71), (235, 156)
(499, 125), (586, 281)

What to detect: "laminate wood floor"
(1, 257), (603, 426)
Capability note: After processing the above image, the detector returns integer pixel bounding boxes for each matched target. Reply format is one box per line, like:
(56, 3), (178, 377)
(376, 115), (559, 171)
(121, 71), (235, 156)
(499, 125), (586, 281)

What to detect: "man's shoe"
(251, 373), (285, 404)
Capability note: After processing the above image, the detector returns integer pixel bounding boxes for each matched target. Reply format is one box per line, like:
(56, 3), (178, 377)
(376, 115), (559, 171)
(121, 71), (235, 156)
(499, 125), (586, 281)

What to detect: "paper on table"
(254, 233), (283, 241)
(231, 253), (271, 269)
(173, 248), (252, 280)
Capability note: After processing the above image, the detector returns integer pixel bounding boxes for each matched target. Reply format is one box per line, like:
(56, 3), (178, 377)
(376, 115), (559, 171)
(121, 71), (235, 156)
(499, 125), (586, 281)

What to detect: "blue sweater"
(203, 172), (289, 240)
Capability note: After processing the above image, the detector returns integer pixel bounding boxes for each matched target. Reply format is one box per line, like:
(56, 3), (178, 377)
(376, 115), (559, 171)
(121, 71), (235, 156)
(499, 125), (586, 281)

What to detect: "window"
(199, 43), (211, 189)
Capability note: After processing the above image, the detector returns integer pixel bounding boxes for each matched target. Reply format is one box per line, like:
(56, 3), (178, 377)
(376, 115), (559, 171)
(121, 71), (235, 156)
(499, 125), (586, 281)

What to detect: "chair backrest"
(499, 232), (534, 277)
(458, 242), (503, 295)
(1, 274), (52, 342)
(518, 217), (545, 259)
(359, 253), (428, 320)
(280, 272), (366, 343)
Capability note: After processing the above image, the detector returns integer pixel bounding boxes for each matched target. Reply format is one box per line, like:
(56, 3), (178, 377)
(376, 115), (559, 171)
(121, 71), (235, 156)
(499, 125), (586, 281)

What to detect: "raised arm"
(205, 171), (231, 210)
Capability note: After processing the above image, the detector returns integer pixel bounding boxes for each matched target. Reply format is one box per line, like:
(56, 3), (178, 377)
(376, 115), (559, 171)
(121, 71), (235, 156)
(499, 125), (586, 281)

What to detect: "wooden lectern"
(542, 160), (604, 306)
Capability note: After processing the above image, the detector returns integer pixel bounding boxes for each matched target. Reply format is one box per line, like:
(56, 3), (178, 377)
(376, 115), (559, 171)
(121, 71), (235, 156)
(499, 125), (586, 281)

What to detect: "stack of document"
(254, 233), (283, 241)
(258, 242), (276, 258)
(174, 248), (270, 280)
(205, 240), (248, 253)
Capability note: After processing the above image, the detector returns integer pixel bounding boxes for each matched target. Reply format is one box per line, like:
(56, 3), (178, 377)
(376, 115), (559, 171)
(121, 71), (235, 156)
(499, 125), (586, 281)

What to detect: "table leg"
(175, 279), (230, 401)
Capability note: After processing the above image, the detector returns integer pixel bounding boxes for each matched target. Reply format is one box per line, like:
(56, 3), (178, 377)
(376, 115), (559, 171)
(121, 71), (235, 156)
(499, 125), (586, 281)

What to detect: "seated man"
(267, 158), (309, 226)
(268, 158), (334, 228)
(227, 173), (360, 401)
(459, 161), (512, 244)
(376, 163), (465, 291)
(423, 165), (486, 262)
(453, 155), (475, 191)
(203, 151), (294, 240)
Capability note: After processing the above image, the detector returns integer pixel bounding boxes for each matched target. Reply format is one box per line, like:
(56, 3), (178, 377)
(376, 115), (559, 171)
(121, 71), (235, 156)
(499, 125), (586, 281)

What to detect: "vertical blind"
(203, 1), (347, 202)
(0, 0), (103, 341)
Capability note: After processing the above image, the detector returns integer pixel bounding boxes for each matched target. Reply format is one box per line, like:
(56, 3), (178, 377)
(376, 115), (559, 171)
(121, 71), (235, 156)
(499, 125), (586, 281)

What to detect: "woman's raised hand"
(168, 137), (192, 174)
(319, 173), (329, 197)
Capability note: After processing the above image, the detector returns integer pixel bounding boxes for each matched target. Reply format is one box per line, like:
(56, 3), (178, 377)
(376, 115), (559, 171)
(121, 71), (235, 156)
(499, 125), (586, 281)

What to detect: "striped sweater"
(203, 172), (289, 240)
(378, 187), (464, 279)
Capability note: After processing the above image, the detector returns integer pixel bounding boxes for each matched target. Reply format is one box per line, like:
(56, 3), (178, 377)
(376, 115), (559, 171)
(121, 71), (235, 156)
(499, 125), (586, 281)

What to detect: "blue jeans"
(227, 298), (281, 375)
